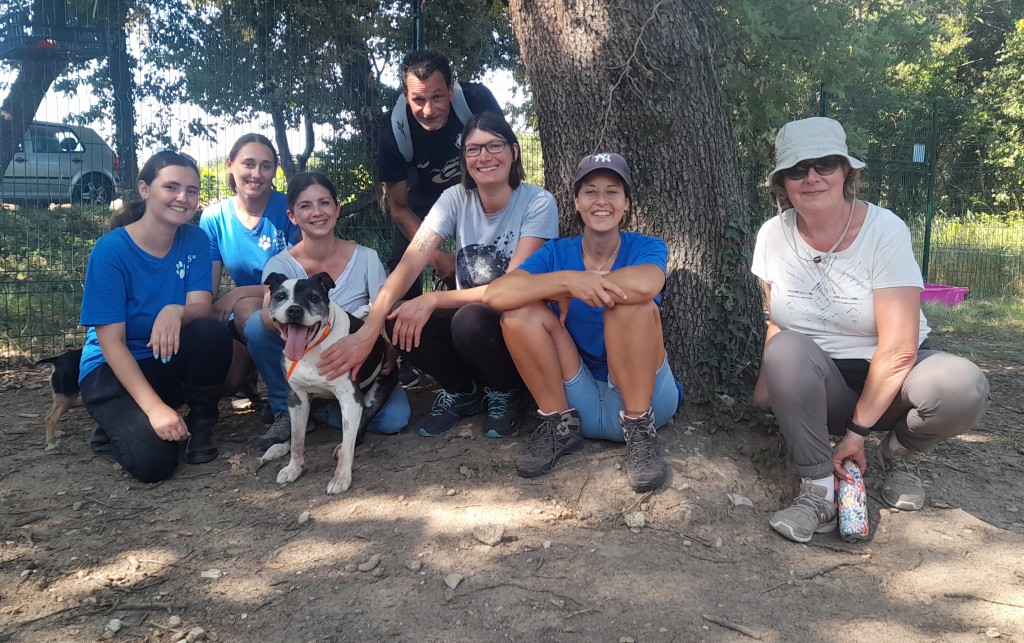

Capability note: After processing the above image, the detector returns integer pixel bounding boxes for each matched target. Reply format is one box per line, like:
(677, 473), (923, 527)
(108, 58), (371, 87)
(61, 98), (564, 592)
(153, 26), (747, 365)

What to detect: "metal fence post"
(412, 0), (422, 50)
(921, 98), (938, 282)
(819, 84), (829, 117)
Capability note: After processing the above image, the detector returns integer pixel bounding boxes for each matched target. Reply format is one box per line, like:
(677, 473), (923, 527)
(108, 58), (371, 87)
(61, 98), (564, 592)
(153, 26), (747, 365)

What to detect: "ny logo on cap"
(593, 153), (612, 163)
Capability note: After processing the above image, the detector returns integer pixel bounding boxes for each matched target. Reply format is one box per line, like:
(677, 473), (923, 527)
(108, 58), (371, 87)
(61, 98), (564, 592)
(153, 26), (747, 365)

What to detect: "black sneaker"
(399, 363), (424, 389)
(516, 409), (584, 477)
(417, 384), (484, 437)
(621, 410), (666, 492)
(483, 387), (523, 438)
(259, 412), (292, 451)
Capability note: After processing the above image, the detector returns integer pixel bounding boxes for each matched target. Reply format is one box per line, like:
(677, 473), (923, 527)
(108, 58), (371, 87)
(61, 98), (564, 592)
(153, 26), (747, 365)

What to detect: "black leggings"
(387, 303), (521, 393)
(80, 318), (232, 483)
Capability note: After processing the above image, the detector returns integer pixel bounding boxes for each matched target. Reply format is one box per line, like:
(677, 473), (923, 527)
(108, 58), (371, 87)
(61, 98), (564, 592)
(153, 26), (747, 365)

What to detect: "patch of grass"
(912, 215), (1024, 297)
(923, 297), (1024, 339)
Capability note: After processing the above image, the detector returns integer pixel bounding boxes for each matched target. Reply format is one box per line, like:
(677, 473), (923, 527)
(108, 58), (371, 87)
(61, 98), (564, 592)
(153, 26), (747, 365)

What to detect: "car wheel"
(73, 174), (114, 206)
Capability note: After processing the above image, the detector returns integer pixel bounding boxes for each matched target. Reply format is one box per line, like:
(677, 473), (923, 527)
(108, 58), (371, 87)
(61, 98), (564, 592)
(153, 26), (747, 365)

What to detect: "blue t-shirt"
(518, 232), (668, 382)
(198, 191), (299, 287)
(78, 225), (213, 383)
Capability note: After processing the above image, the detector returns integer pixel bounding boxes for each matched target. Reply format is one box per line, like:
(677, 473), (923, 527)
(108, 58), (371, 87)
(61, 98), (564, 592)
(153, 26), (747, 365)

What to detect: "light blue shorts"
(564, 357), (681, 442)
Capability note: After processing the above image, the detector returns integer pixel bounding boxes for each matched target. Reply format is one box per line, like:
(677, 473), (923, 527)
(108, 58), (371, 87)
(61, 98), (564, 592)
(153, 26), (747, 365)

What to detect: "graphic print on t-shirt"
(780, 253), (864, 333)
(456, 230), (516, 288)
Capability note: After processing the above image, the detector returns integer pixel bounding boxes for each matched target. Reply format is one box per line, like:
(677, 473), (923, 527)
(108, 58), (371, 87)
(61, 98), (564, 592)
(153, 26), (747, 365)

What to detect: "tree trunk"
(295, 106), (315, 173)
(270, 107), (296, 180)
(108, 19), (139, 190)
(507, 0), (764, 402)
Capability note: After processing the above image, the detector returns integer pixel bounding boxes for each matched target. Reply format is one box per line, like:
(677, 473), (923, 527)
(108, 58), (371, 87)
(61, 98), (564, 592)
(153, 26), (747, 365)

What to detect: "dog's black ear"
(309, 271), (336, 294)
(264, 272), (287, 290)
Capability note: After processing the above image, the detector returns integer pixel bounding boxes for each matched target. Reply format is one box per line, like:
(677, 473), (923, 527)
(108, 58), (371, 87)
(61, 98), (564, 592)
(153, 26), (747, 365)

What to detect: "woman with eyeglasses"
(78, 151), (233, 483)
(198, 134), (300, 409)
(750, 117), (989, 543)
(318, 112), (559, 440)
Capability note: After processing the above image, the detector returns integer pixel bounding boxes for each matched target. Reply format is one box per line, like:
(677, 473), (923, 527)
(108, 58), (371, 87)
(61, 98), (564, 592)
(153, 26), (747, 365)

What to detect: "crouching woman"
(78, 151), (232, 483)
(484, 153), (682, 492)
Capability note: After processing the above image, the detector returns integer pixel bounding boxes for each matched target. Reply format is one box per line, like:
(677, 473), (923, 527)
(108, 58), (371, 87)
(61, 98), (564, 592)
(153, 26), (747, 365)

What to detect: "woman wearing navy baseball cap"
(484, 152), (682, 492)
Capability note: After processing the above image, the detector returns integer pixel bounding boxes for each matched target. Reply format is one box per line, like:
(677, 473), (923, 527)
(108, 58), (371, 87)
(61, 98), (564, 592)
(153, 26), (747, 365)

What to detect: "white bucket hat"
(766, 117), (865, 186)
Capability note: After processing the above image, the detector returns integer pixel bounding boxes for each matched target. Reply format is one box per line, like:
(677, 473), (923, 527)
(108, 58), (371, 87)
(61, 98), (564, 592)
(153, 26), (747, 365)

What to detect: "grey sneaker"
(879, 437), (925, 510)
(483, 387), (523, 438)
(417, 384), (484, 437)
(622, 410), (666, 492)
(517, 409), (584, 477)
(770, 481), (838, 543)
(259, 412), (292, 451)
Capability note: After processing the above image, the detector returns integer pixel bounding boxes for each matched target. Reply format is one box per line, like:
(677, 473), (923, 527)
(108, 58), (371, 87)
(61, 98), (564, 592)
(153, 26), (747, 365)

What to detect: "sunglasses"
(781, 156), (844, 181)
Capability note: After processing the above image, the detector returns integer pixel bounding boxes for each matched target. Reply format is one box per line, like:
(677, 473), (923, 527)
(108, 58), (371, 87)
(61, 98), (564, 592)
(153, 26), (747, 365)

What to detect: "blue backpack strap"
(390, 81), (474, 164)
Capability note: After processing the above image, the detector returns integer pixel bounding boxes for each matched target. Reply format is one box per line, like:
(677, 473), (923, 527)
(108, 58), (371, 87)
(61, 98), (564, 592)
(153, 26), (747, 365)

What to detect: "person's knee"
(116, 444), (178, 483)
(500, 302), (548, 332)
(912, 354), (991, 420)
(604, 299), (658, 325)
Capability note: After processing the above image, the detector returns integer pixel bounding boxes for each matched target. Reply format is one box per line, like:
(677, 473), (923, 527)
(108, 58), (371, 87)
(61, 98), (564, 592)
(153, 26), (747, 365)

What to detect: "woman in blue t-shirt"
(484, 153), (681, 493)
(199, 134), (300, 400)
(79, 151), (233, 483)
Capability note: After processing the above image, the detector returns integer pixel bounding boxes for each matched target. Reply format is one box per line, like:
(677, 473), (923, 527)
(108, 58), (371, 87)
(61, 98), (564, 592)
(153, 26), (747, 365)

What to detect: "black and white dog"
(261, 272), (398, 494)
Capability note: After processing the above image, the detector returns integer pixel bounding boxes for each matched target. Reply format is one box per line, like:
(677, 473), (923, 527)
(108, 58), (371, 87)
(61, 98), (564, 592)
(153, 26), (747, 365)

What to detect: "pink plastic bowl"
(921, 283), (969, 307)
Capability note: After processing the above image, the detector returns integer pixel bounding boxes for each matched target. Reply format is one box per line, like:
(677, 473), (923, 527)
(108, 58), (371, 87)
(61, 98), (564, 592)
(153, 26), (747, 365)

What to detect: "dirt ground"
(1, 327), (1022, 643)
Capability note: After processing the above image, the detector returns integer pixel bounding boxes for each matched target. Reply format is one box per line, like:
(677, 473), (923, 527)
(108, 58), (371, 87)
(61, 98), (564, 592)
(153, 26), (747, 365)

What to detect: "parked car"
(1, 121), (119, 206)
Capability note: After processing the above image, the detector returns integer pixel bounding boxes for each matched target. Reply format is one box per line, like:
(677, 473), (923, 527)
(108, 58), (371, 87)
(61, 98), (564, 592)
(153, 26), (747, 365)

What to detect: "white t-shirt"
(262, 244), (386, 320)
(751, 203), (930, 360)
(421, 182), (559, 289)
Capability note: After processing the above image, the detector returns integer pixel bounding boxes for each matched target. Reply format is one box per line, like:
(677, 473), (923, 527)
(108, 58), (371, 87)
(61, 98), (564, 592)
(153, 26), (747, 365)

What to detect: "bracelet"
(845, 417), (872, 437)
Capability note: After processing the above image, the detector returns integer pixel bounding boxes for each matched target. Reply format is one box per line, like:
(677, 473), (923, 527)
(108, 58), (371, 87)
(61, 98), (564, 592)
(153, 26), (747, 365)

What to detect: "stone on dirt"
(473, 525), (504, 546)
(168, 615), (183, 627)
(624, 512), (645, 528)
(297, 511), (310, 524)
(105, 619), (122, 632)
(444, 573), (463, 590)
(185, 627), (206, 643)
(406, 559), (423, 572)
(727, 493), (753, 508)
(358, 555), (380, 572)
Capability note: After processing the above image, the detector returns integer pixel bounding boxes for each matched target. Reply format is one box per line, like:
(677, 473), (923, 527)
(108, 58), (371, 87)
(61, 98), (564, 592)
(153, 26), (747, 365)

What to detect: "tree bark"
(107, 17), (138, 189)
(508, 0), (764, 402)
(270, 107), (296, 180)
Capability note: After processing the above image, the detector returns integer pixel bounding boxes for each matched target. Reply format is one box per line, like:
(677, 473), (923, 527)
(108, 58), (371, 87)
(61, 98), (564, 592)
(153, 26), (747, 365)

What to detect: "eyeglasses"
(464, 140), (508, 157)
(781, 156), (844, 181)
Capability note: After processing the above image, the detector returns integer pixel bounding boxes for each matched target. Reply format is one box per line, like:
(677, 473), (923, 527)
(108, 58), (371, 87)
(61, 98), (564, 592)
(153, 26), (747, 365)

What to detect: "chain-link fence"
(2, 2), (1022, 358)
(817, 88), (1023, 297)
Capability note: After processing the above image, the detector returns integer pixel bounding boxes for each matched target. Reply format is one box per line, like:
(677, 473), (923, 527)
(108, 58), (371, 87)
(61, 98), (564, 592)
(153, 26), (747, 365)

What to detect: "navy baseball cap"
(573, 153), (632, 191)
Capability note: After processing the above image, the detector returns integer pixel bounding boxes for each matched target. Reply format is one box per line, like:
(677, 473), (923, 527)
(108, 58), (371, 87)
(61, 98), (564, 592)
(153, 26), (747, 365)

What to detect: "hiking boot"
(260, 412), (292, 451)
(769, 480), (838, 543)
(417, 384), (484, 437)
(260, 402), (275, 425)
(183, 383), (221, 465)
(483, 387), (523, 438)
(622, 410), (666, 492)
(516, 409), (584, 477)
(879, 436), (926, 510)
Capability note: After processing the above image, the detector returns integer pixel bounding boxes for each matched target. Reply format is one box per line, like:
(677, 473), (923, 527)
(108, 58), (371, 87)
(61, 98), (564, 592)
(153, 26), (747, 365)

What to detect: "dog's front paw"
(261, 442), (290, 462)
(277, 464), (304, 485)
(326, 473), (351, 495)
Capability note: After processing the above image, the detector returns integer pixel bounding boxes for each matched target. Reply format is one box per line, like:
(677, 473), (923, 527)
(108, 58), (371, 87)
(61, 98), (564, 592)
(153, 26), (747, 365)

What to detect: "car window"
(55, 130), (84, 153)
(30, 130), (63, 154)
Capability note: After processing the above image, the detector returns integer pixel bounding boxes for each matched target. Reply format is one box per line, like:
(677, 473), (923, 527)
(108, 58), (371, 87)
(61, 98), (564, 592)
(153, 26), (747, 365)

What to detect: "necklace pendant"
(813, 256), (822, 264)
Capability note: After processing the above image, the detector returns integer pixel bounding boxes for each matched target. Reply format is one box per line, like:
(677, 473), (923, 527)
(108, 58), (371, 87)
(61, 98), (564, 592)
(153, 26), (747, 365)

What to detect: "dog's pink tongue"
(283, 324), (307, 363)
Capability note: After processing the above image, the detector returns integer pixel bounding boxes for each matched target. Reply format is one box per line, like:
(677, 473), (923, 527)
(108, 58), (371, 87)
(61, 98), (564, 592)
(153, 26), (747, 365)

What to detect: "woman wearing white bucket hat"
(750, 117), (990, 543)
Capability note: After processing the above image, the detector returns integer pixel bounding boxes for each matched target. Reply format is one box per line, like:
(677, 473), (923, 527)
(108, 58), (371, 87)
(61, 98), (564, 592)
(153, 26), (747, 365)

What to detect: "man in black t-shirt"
(378, 50), (503, 298)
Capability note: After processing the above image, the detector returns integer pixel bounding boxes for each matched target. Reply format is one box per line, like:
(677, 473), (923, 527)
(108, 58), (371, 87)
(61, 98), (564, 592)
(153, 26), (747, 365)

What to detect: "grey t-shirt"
(421, 182), (559, 289)
(262, 244), (387, 320)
